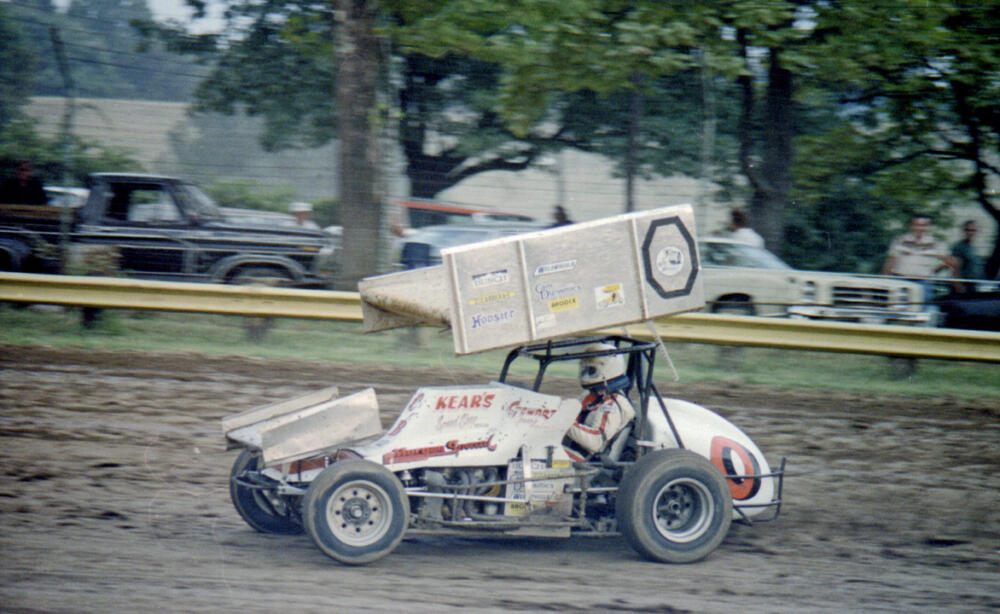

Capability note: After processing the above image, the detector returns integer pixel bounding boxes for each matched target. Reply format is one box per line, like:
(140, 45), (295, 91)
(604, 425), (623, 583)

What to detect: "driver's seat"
(601, 424), (633, 463)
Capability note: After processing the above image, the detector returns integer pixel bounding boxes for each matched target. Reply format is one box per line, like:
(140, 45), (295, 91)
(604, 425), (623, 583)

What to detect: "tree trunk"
(951, 79), (1000, 279)
(738, 37), (794, 251)
(334, 0), (381, 290)
(751, 48), (793, 251)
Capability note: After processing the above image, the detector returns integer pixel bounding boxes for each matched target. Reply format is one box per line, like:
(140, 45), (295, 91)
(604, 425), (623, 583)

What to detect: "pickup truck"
(0, 173), (337, 287)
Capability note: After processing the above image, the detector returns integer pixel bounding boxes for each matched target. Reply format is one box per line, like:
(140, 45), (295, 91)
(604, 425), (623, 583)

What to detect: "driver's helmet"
(578, 343), (627, 389)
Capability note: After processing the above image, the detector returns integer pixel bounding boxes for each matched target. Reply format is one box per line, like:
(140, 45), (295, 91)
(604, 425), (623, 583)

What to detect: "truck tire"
(230, 450), (303, 535)
(303, 460), (409, 565)
(617, 449), (732, 563)
(229, 266), (295, 286)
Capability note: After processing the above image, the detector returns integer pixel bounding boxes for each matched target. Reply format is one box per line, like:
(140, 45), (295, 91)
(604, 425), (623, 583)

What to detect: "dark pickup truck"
(0, 173), (337, 287)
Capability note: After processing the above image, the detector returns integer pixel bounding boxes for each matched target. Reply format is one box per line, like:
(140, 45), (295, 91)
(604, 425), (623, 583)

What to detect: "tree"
(801, 1), (1000, 276)
(5, 0), (201, 101)
(0, 5), (140, 182)
(388, 0), (803, 245)
(335, 0), (382, 289)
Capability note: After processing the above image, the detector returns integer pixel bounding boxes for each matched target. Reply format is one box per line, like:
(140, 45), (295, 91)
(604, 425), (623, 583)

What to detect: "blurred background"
(2, 0), (997, 287)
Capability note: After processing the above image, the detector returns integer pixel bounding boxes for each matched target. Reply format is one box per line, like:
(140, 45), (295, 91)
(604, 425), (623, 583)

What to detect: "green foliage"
(5, 0), (202, 101)
(203, 179), (298, 212)
(312, 197), (340, 228)
(0, 124), (142, 186)
(0, 5), (36, 129)
(800, 0), (1000, 273)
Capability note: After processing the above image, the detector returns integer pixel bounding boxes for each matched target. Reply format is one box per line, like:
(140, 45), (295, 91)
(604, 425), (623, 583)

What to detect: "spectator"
(288, 201), (319, 229)
(729, 209), (764, 248)
(0, 160), (48, 205)
(881, 214), (957, 281)
(950, 220), (984, 291)
(881, 214), (958, 379)
(549, 205), (573, 228)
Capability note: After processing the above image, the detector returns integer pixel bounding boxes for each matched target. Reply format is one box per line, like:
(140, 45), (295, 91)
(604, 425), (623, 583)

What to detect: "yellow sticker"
(548, 296), (579, 313)
(468, 291), (515, 306)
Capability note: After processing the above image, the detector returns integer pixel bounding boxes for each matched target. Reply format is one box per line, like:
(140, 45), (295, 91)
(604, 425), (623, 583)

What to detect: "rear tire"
(230, 450), (303, 535)
(617, 449), (732, 563)
(303, 460), (409, 565)
(229, 266), (295, 286)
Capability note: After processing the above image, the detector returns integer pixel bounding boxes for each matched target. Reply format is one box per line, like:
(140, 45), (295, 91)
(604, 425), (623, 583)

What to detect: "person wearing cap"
(289, 201), (319, 229)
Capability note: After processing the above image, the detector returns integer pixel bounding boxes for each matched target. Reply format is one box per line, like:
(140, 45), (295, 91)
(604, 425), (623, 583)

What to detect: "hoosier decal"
(471, 309), (515, 329)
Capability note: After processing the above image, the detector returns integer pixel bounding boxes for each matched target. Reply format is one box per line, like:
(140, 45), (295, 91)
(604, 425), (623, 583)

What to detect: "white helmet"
(578, 343), (627, 388)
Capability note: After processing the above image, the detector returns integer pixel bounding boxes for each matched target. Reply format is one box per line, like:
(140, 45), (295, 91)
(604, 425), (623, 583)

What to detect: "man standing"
(0, 160), (47, 205)
(728, 209), (764, 248)
(950, 220), (984, 288)
(288, 201), (320, 229)
(882, 214), (957, 280)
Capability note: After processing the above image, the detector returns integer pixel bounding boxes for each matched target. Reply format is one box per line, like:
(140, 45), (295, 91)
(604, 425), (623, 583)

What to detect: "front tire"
(230, 450), (303, 535)
(303, 460), (409, 565)
(617, 449), (732, 563)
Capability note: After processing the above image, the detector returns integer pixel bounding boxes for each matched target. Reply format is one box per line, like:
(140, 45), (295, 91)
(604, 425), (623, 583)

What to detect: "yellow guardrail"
(0, 272), (363, 321)
(2, 272), (999, 363)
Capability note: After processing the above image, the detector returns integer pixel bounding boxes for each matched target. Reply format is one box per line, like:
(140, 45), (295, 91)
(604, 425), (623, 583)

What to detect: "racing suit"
(564, 391), (635, 460)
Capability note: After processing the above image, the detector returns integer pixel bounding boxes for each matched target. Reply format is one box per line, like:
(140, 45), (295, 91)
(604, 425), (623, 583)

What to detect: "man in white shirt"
(882, 214), (957, 279)
(729, 209), (764, 248)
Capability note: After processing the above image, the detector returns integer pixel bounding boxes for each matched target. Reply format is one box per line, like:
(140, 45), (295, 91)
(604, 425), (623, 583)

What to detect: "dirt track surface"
(1, 345), (998, 614)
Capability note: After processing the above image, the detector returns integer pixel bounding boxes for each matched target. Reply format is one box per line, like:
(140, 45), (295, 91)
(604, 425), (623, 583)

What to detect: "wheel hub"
(343, 497), (371, 524)
(652, 478), (713, 543)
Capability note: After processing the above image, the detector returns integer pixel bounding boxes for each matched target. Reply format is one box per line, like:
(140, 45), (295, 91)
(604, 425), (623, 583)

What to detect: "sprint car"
(223, 335), (784, 565)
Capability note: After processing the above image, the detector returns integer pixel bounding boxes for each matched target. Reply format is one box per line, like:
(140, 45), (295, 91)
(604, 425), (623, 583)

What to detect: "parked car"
(391, 198), (535, 236)
(1, 173), (337, 287)
(396, 221), (547, 269)
(700, 237), (934, 325)
(220, 207), (299, 228)
(932, 281), (1000, 331)
(43, 186), (89, 209)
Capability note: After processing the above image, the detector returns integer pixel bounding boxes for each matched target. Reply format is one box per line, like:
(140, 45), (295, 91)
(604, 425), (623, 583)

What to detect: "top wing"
(360, 204), (704, 354)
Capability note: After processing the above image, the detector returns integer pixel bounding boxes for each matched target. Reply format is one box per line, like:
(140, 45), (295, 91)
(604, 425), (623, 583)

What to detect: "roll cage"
(498, 334), (687, 453)
(498, 334), (785, 523)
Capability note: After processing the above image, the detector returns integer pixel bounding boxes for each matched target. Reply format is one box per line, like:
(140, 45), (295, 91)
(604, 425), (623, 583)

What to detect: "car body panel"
(1, 173), (338, 285)
(701, 237), (933, 325)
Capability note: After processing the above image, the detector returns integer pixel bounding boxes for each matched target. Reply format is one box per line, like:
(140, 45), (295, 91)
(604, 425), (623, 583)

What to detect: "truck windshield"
(177, 184), (223, 221)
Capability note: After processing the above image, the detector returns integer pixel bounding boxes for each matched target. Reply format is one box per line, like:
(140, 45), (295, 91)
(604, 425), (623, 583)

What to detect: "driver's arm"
(566, 395), (635, 454)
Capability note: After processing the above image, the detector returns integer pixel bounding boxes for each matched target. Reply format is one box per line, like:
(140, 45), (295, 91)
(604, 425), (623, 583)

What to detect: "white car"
(700, 237), (934, 325)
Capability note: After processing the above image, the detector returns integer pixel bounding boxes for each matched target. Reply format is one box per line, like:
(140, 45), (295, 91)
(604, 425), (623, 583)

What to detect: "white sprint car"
(223, 335), (784, 565)
(222, 205), (784, 564)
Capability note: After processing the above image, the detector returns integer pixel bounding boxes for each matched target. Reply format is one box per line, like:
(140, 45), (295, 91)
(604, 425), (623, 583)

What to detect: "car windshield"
(176, 183), (224, 221)
(701, 241), (792, 270)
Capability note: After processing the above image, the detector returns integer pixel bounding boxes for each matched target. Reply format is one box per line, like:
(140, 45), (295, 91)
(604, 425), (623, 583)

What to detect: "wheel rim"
(651, 477), (715, 543)
(325, 480), (393, 547)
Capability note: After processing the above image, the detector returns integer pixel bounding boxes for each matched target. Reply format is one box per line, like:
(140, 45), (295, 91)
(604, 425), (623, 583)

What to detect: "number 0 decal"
(710, 436), (761, 501)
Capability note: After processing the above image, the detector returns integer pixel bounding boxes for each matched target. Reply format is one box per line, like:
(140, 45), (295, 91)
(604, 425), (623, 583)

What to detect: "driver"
(564, 343), (635, 461)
